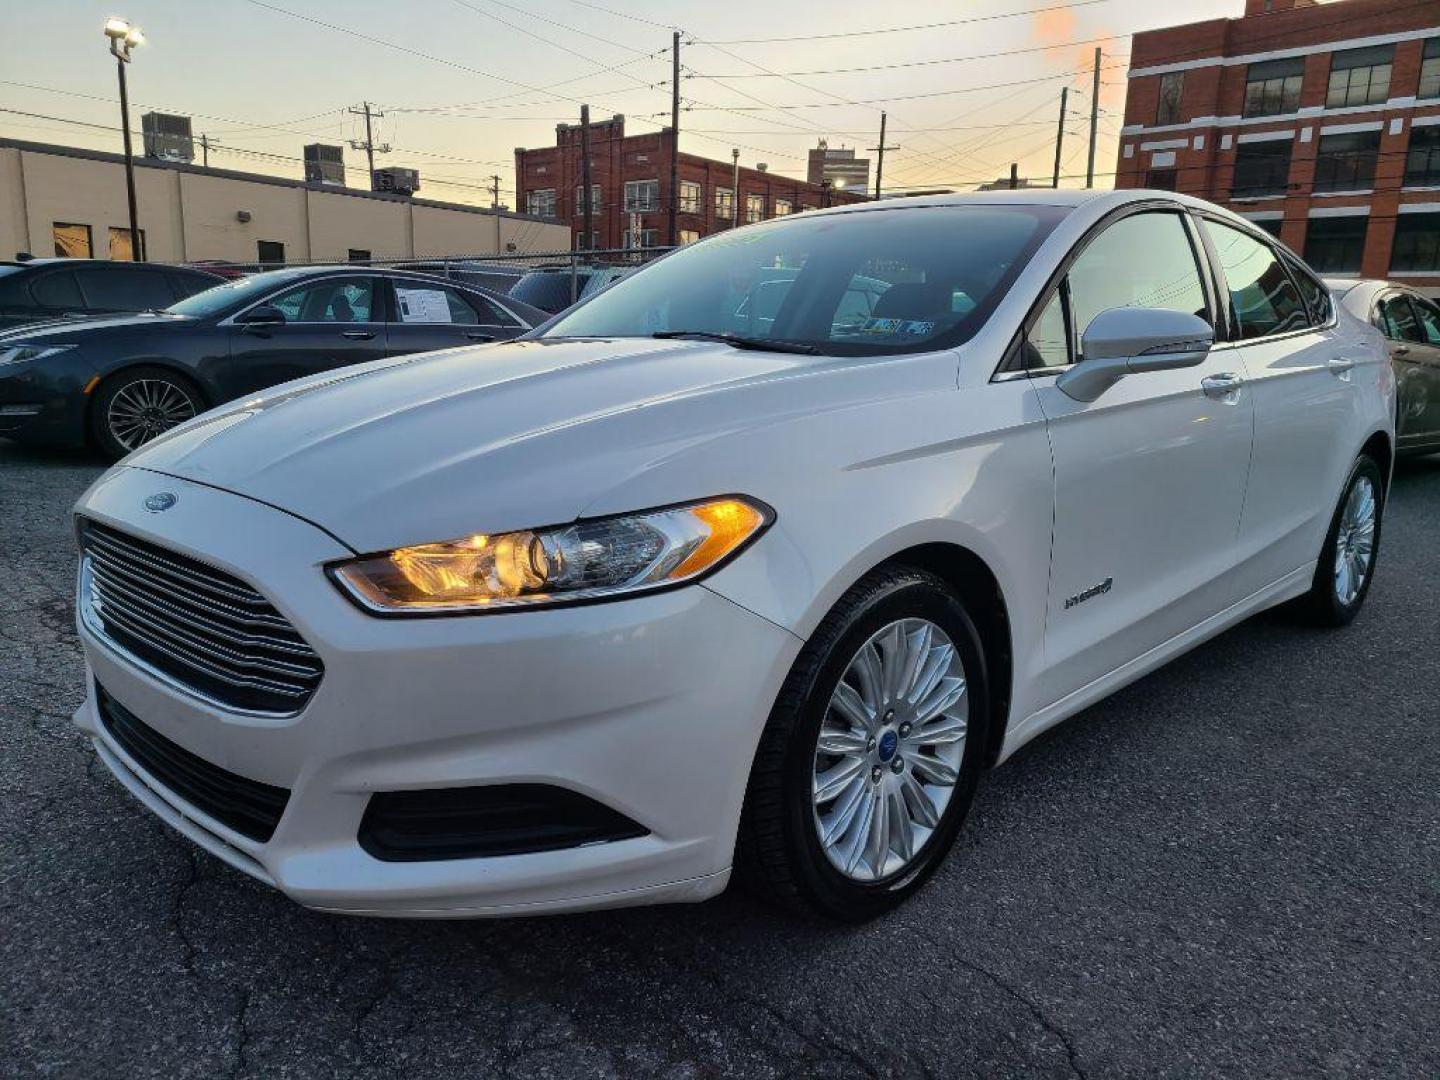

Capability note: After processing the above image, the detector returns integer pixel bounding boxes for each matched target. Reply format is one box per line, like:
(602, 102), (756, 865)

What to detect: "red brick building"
(1116, 0), (1440, 295)
(514, 115), (865, 251)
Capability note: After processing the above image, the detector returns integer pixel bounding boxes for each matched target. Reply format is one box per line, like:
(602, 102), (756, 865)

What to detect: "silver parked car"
(1332, 280), (1440, 458)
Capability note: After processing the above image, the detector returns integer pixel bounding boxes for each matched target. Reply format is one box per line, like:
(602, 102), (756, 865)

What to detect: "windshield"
(542, 204), (1066, 355)
(165, 270), (300, 318)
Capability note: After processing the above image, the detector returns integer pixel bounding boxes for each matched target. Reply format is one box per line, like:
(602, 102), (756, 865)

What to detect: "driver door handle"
(1392, 345), (1411, 358)
(1201, 372), (1244, 399)
(341, 329), (376, 340)
(1328, 356), (1356, 376)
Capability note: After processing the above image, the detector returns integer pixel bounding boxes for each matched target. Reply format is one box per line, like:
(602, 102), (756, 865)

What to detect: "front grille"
(96, 682), (290, 843)
(79, 519), (323, 715)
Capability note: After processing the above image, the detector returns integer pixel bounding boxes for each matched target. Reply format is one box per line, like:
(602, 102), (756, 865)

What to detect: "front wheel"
(738, 567), (989, 921)
(1301, 453), (1384, 626)
(90, 367), (204, 460)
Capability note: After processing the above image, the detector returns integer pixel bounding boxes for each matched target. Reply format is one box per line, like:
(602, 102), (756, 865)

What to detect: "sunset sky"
(1, 0), (1254, 208)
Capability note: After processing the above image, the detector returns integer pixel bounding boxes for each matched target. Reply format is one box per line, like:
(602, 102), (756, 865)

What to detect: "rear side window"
(1203, 220), (1309, 340)
(30, 270), (84, 309)
(1283, 254), (1331, 325)
(1065, 211), (1209, 360)
(74, 268), (174, 312)
(1411, 295), (1440, 345)
(1376, 295), (1423, 343)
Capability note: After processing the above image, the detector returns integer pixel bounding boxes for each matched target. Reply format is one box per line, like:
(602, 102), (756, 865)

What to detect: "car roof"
(0, 258), (189, 270)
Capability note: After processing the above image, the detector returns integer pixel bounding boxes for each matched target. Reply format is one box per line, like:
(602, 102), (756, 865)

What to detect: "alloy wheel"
(812, 617), (968, 882)
(1333, 473), (1377, 606)
(107, 378), (197, 451)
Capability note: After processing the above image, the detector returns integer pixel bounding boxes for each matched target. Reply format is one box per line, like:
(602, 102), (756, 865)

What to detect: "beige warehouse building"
(0, 138), (569, 266)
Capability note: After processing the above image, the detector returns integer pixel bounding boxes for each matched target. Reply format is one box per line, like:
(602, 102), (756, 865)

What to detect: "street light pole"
(104, 18), (145, 261)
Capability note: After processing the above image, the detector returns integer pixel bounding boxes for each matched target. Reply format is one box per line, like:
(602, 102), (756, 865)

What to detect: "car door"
(1392, 293), (1440, 453)
(221, 274), (386, 401)
(1198, 217), (1356, 596)
(383, 278), (523, 355)
(1374, 291), (1430, 448)
(1028, 207), (1254, 703)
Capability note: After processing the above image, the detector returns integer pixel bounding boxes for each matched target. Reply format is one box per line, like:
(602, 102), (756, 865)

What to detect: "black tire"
(737, 566), (989, 921)
(90, 366), (205, 461)
(1300, 453), (1385, 626)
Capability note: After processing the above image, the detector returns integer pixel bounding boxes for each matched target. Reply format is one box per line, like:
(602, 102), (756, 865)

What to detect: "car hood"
(0, 312), (192, 343)
(119, 337), (959, 553)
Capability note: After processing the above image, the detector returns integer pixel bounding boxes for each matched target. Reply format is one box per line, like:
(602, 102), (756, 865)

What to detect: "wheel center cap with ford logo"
(877, 730), (899, 762)
(143, 492), (178, 513)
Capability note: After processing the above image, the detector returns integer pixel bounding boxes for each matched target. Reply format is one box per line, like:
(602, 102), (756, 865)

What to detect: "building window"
(679, 180), (701, 214)
(1391, 212), (1440, 272)
(1326, 45), (1393, 109)
(744, 194), (765, 223)
(1232, 140), (1293, 198)
(573, 184), (600, 214)
(108, 227), (145, 261)
(1145, 168), (1178, 191)
(774, 199), (793, 216)
(624, 180), (658, 212)
(622, 228), (659, 249)
(715, 187), (735, 219)
(678, 229), (700, 245)
(257, 240), (285, 267)
(1156, 72), (1184, 126)
(1405, 126), (1440, 187)
(1243, 57), (1304, 118)
(1421, 38), (1440, 100)
(348, 248), (371, 263)
(1303, 216), (1367, 273)
(526, 188), (557, 218)
(574, 230), (600, 250)
(1314, 131), (1380, 193)
(52, 222), (92, 258)
(1249, 218), (1283, 239)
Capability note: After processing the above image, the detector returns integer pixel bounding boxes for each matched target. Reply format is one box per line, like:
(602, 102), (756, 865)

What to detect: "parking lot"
(0, 439), (1435, 1079)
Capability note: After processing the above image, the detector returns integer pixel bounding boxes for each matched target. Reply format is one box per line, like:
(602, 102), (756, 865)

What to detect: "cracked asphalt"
(1, 439), (1437, 1080)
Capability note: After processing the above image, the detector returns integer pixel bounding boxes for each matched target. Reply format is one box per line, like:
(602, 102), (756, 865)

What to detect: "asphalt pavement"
(1, 439), (1436, 1079)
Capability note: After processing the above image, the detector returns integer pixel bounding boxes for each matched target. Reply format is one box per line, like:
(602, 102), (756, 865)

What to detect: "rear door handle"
(341, 329), (376, 340)
(465, 332), (495, 341)
(1392, 345), (1410, 358)
(1201, 372), (1244, 399)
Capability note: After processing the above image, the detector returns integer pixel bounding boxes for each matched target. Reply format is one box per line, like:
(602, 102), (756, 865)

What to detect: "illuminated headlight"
(330, 497), (771, 614)
(0, 344), (76, 368)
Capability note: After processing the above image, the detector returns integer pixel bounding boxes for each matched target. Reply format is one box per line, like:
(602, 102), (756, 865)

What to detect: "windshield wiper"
(652, 330), (820, 355)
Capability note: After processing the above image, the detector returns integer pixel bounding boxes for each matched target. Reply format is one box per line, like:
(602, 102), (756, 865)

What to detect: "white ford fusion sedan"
(72, 190), (1393, 921)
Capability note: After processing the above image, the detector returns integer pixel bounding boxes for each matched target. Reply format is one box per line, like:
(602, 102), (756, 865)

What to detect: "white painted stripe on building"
(1399, 202), (1440, 214)
(1240, 210), (1284, 221)
(1414, 115), (1440, 128)
(1237, 130), (1296, 143)
(1319, 121), (1384, 135)
(1390, 118), (1405, 135)
(1127, 26), (1440, 79)
(1122, 98), (1436, 137)
(1151, 151), (1177, 167)
(1309, 206), (1370, 218)
(1140, 138), (1189, 150)
(1300, 127), (1313, 143)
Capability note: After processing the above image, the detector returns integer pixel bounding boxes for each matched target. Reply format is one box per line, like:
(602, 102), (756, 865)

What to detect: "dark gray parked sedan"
(0, 266), (546, 459)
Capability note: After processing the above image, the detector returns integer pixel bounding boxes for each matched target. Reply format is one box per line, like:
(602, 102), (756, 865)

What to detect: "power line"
(700, 0), (1111, 45)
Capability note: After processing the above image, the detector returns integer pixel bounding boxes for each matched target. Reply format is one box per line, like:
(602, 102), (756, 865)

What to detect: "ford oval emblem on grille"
(143, 492), (178, 513)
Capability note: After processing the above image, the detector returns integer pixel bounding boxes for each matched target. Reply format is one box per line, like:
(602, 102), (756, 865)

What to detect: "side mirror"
(1056, 307), (1214, 402)
(236, 304), (285, 329)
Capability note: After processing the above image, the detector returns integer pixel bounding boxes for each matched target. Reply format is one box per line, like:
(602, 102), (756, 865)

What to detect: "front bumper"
(73, 467), (801, 917)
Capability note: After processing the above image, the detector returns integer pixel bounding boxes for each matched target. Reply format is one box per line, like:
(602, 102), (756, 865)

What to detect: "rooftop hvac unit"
(372, 167), (420, 195)
(304, 143), (346, 186)
(141, 112), (194, 162)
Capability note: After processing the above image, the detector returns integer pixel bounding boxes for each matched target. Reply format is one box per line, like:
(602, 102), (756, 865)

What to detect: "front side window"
(624, 180), (658, 212)
(269, 277), (375, 322)
(1203, 219), (1308, 340)
(1404, 126), (1440, 188)
(1025, 287), (1070, 368)
(53, 222), (92, 258)
(1326, 45), (1393, 109)
(1156, 71), (1184, 126)
(1232, 140), (1293, 198)
(679, 181), (701, 214)
(1243, 57), (1304, 118)
(1421, 38), (1440, 100)
(543, 205), (1064, 356)
(1303, 215), (1368, 273)
(1391, 212), (1440, 273)
(1314, 131), (1380, 193)
(1066, 212), (1210, 359)
(526, 189), (557, 218)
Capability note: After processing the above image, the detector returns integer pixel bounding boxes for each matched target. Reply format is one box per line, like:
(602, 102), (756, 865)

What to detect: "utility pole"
(489, 174), (500, 209)
(731, 148), (740, 227)
(1051, 87), (1068, 189)
(868, 111), (899, 200)
(580, 104), (594, 253)
(348, 101), (391, 191)
(1086, 49), (1101, 189)
(198, 133), (216, 168)
(115, 55), (142, 259)
(668, 31), (681, 246)
(1009, 162), (1019, 190)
